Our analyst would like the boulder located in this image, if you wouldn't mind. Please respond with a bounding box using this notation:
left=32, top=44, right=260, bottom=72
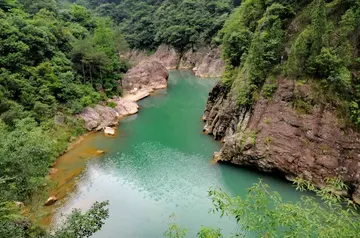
left=80, top=107, right=101, bottom=131
left=44, top=196, right=57, bottom=206
left=122, top=60, right=169, bottom=93
left=94, top=105, right=118, bottom=131
left=79, top=105, right=119, bottom=131
left=110, top=98, right=139, bottom=117
left=104, top=127, right=116, bottom=136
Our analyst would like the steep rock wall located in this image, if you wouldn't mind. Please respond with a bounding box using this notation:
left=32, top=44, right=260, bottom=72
left=124, top=45, right=224, bottom=78
left=122, top=60, right=169, bottom=92
left=204, top=79, right=360, bottom=203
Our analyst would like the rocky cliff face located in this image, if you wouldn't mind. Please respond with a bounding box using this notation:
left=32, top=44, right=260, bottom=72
left=204, top=79, right=360, bottom=203
left=180, top=47, right=224, bottom=78
left=122, top=60, right=169, bottom=92
left=124, top=44, right=224, bottom=78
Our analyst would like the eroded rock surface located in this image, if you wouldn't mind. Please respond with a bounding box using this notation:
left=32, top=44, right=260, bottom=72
left=204, top=79, right=360, bottom=201
left=110, top=97, right=139, bottom=117
left=80, top=105, right=117, bottom=131
left=151, top=45, right=179, bottom=69
left=80, top=107, right=101, bottom=131
left=80, top=99, right=139, bottom=131
left=123, top=44, right=225, bottom=78
left=122, top=60, right=169, bottom=93
left=94, top=105, right=118, bottom=131
left=180, top=47, right=224, bottom=78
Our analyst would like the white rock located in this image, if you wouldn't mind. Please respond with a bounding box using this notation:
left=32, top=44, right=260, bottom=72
left=104, top=127, right=116, bottom=136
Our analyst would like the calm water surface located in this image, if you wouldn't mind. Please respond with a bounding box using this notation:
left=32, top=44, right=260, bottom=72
left=56, top=71, right=303, bottom=237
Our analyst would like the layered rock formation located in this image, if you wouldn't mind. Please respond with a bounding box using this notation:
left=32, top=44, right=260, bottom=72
left=204, top=79, right=360, bottom=202
left=124, top=44, right=225, bottom=78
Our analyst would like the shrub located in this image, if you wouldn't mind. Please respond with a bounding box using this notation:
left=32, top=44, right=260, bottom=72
left=107, top=101, right=117, bottom=108
left=262, top=81, right=278, bottom=99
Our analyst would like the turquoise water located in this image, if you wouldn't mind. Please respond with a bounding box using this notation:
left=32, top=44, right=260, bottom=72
left=57, top=71, right=304, bottom=237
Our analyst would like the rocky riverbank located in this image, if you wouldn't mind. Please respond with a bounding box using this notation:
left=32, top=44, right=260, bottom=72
left=204, top=79, right=360, bottom=204
left=125, top=44, right=224, bottom=78
left=79, top=60, right=169, bottom=134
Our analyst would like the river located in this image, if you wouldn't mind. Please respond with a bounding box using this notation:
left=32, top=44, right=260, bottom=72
left=52, top=70, right=304, bottom=237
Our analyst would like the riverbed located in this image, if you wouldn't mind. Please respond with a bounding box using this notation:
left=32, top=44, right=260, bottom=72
left=50, top=71, right=304, bottom=237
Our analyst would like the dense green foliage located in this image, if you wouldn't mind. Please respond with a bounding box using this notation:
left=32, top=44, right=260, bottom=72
left=51, top=201, right=109, bottom=238
left=166, top=179, right=360, bottom=237
left=0, top=0, right=238, bottom=236
left=218, top=0, right=360, bottom=127
left=1, top=1, right=128, bottom=123
left=0, top=0, right=125, bottom=236
left=77, top=0, right=235, bottom=50
left=2, top=0, right=360, bottom=236
left=0, top=200, right=109, bottom=238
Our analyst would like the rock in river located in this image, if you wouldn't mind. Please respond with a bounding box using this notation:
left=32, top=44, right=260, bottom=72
left=104, top=127, right=116, bottom=136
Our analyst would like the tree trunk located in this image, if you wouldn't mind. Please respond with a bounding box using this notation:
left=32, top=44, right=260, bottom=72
left=100, top=68, right=103, bottom=88
left=82, top=61, right=86, bottom=83
left=89, top=64, right=93, bottom=87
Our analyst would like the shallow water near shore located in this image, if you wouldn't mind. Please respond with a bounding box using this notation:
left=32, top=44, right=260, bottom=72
left=51, top=71, right=305, bottom=237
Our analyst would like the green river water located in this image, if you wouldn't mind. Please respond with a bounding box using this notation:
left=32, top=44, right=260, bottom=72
left=56, top=71, right=304, bottom=237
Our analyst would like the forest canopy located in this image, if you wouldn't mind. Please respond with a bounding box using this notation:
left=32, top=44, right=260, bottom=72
left=76, top=0, right=236, bottom=50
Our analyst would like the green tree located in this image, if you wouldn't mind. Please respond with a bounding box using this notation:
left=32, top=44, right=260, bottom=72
left=165, top=180, right=360, bottom=238
left=51, top=201, right=110, bottom=238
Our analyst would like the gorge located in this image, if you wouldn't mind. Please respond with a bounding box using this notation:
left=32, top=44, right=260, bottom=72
left=1, top=0, right=360, bottom=237
left=49, top=71, right=306, bottom=237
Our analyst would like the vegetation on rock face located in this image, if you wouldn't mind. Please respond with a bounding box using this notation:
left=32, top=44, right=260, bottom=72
left=218, top=0, right=360, bottom=128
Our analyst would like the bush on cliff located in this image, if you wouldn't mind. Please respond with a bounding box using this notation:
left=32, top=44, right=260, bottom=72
left=219, top=0, right=360, bottom=128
